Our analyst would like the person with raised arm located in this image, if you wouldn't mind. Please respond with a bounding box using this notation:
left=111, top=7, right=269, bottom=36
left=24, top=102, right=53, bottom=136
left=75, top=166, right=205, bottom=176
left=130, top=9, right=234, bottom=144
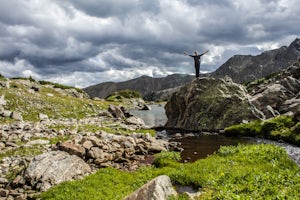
left=184, top=50, right=209, bottom=78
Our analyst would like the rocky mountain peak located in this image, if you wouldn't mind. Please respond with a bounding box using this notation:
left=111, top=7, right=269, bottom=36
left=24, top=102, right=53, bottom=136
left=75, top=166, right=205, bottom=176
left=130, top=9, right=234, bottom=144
left=211, top=38, right=300, bottom=83
left=288, top=38, right=300, bottom=51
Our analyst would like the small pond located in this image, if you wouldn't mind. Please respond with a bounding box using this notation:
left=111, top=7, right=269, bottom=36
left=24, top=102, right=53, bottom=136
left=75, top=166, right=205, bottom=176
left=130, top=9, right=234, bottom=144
left=130, top=104, right=300, bottom=165
left=130, top=104, right=168, bottom=127
left=171, top=135, right=255, bottom=162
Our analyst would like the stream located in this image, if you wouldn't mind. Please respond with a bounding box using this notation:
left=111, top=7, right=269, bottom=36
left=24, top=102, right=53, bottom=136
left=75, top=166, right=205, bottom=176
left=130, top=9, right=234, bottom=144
left=130, top=104, right=300, bottom=166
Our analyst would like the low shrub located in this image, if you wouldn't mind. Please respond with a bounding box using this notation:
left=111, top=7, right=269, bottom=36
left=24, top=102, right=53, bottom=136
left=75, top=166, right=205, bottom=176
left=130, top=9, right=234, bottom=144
left=224, top=115, right=300, bottom=146
left=152, top=151, right=181, bottom=168
left=39, top=80, right=85, bottom=94
left=106, top=90, right=141, bottom=101
left=224, top=120, right=262, bottom=137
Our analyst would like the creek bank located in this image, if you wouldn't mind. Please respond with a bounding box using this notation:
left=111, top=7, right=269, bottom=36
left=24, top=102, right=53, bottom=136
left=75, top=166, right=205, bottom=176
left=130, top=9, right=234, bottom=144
left=132, top=104, right=300, bottom=165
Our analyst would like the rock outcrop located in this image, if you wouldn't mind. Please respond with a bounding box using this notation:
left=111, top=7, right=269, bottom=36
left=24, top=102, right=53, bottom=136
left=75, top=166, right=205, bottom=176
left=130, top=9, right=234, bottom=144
left=248, top=59, right=300, bottom=119
left=165, top=77, right=260, bottom=131
left=25, top=151, right=91, bottom=191
left=165, top=59, right=300, bottom=131
left=123, top=175, right=177, bottom=200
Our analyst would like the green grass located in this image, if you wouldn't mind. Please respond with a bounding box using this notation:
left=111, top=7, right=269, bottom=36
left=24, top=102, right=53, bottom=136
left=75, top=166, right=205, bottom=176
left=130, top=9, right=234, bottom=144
left=41, top=144, right=300, bottom=200
left=39, top=80, right=85, bottom=94
left=0, top=146, right=44, bottom=162
left=0, top=79, right=117, bottom=122
left=224, top=115, right=300, bottom=146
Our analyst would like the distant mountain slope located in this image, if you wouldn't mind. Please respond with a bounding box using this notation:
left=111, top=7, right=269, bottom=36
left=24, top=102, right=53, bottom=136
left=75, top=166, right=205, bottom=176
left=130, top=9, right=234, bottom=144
left=211, top=38, right=300, bottom=83
left=84, top=74, right=194, bottom=99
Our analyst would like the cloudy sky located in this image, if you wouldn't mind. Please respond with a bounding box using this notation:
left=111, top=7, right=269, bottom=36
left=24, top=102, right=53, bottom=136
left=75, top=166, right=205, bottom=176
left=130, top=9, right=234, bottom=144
left=0, top=0, right=299, bottom=88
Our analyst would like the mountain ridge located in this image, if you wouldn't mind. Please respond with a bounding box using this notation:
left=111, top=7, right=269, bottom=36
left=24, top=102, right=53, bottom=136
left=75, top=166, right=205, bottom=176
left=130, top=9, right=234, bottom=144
left=84, top=38, right=300, bottom=100
left=84, top=73, right=194, bottom=99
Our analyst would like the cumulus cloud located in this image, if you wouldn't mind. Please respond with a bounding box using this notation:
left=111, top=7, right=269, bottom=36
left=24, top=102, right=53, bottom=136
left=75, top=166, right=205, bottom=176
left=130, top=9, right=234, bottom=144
left=0, top=0, right=299, bottom=87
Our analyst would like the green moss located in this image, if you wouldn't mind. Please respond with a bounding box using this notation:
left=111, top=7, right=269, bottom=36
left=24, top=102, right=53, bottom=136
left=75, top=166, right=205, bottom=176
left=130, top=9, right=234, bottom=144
left=42, top=144, right=300, bottom=200
left=225, top=116, right=300, bottom=146
left=152, top=151, right=181, bottom=168
left=224, top=120, right=262, bottom=137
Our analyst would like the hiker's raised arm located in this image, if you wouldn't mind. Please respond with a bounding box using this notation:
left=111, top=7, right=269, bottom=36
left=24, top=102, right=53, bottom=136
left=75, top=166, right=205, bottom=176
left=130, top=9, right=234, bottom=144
left=184, top=52, right=193, bottom=57
left=199, top=50, right=209, bottom=56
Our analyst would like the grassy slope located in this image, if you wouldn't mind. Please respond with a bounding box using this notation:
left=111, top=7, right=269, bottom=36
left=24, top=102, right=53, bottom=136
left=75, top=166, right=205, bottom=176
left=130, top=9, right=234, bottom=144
left=0, top=79, right=113, bottom=122
left=42, top=144, right=300, bottom=200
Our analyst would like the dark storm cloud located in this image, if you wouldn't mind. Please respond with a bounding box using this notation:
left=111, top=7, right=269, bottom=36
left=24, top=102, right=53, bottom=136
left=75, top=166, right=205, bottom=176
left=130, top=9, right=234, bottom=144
left=64, top=0, right=160, bottom=18
left=0, top=0, right=299, bottom=88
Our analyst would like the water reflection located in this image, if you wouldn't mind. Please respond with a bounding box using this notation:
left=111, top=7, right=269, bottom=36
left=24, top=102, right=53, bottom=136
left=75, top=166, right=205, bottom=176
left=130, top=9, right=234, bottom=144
left=130, top=104, right=167, bottom=127
left=172, top=135, right=254, bottom=162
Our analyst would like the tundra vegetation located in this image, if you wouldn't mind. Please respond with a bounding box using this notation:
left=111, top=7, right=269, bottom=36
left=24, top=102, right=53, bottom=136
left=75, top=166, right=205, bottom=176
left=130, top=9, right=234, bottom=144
left=1, top=76, right=299, bottom=199
left=224, top=115, right=300, bottom=146
left=42, top=144, right=300, bottom=200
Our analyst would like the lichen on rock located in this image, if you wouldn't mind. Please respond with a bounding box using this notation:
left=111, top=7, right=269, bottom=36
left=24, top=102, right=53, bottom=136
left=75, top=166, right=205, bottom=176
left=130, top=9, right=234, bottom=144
left=165, top=77, right=260, bottom=131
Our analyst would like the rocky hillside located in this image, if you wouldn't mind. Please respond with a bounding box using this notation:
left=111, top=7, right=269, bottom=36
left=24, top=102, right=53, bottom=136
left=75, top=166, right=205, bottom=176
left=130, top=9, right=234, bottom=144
left=165, top=59, right=300, bottom=132
left=84, top=74, right=194, bottom=100
left=247, top=58, right=300, bottom=119
left=0, top=77, right=106, bottom=122
left=211, top=38, right=300, bottom=83
left=0, top=76, right=173, bottom=199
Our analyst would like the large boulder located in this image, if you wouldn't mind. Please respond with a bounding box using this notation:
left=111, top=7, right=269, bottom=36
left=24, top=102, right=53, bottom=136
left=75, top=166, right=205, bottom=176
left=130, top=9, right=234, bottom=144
left=123, top=175, right=177, bottom=200
left=25, top=151, right=91, bottom=191
left=165, top=77, right=260, bottom=131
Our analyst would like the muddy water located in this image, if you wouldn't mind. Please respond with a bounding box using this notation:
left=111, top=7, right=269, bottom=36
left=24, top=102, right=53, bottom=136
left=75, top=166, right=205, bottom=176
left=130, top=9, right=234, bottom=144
left=171, top=135, right=255, bottom=162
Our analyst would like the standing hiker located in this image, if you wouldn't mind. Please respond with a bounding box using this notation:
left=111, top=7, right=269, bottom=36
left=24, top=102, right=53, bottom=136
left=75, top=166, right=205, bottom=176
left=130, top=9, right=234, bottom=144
left=184, top=50, right=209, bottom=78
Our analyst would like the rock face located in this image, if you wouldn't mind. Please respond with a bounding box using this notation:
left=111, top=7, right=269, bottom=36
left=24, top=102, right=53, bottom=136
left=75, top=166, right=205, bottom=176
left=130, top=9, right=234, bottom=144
left=145, top=87, right=182, bottom=102
left=25, top=151, right=91, bottom=191
left=165, top=77, right=260, bottom=131
left=123, top=175, right=177, bottom=200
